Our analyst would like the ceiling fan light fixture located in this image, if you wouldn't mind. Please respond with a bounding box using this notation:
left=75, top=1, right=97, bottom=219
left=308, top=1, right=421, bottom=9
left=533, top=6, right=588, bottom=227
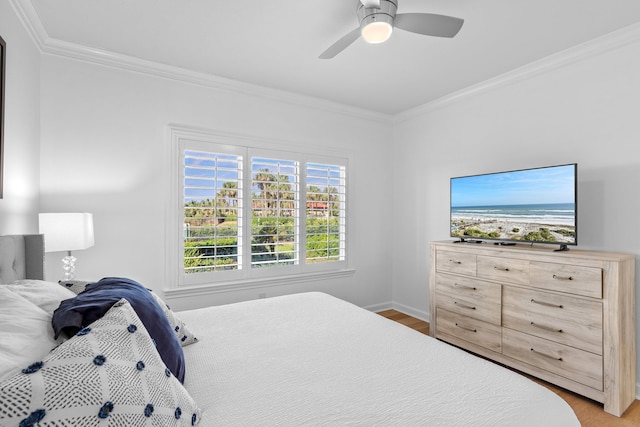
left=361, top=20, right=393, bottom=44
left=357, top=0, right=397, bottom=44
left=319, top=0, right=463, bottom=59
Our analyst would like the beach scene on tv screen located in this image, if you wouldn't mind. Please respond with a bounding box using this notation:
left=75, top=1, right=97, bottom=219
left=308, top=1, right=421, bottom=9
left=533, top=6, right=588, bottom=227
left=451, top=165, right=576, bottom=244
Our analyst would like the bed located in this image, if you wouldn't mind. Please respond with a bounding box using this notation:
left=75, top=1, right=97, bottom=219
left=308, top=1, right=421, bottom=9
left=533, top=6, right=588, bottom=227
left=0, top=234, right=581, bottom=426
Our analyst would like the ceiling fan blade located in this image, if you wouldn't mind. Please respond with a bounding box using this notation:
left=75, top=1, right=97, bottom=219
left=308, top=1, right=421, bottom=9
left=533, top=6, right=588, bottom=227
left=319, top=28, right=361, bottom=59
left=395, top=13, right=464, bottom=38
left=360, top=0, right=381, bottom=8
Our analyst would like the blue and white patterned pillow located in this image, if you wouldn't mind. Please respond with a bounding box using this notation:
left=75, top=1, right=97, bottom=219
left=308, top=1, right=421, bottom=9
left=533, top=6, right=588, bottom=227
left=0, top=299, right=201, bottom=426
left=57, top=279, right=92, bottom=295
left=148, top=290, right=198, bottom=347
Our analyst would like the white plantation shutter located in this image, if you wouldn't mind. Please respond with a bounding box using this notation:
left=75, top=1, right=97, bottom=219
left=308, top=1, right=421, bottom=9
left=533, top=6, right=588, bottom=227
left=251, top=157, right=300, bottom=268
left=183, top=150, right=243, bottom=274
left=305, top=162, right=346, bottom=263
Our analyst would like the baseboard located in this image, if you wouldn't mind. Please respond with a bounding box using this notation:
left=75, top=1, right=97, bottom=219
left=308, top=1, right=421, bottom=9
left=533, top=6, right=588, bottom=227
left=364, top=300, right=430, bottom=323
left=391, top=302, right=430, bottom=323
left=363, top=301, right=393, bottom=313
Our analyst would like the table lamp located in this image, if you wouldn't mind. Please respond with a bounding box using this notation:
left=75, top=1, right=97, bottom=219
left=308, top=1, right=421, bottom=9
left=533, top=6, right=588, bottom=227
left=39, top=212, right=95, bottom=280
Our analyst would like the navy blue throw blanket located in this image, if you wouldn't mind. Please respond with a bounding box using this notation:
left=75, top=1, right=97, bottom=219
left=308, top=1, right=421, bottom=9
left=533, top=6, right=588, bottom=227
left=52, top=277, right=185, bottom=383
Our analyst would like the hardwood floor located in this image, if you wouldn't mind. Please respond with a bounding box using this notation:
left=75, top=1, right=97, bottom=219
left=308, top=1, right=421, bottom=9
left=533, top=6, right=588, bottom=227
left=377, top=309, right=640, bottom=427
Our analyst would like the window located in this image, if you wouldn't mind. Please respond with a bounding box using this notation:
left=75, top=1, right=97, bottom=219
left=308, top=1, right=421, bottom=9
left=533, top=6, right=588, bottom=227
left=172, top=128, right=349, bottom=288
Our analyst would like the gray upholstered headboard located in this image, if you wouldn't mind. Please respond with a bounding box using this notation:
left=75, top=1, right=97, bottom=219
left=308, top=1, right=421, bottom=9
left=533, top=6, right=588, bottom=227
left=0, top=234, right=45, bottom=283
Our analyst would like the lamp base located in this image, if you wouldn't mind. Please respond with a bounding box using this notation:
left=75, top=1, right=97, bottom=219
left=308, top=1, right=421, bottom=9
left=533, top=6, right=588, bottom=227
left=62, top=253, right=77, bottom=280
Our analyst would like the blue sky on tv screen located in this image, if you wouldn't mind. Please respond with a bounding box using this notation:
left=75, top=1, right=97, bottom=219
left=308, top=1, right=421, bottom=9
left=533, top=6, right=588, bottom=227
left=451, top=165, right=575, bottom=208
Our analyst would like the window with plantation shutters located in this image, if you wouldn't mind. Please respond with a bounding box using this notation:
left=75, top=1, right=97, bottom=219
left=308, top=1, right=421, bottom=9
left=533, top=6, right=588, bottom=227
left=174, top=129, right=349, bottom=287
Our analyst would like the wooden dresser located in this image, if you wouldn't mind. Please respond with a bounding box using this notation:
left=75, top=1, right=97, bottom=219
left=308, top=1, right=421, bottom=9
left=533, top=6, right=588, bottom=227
left=429, top=240, right=636, bottom=416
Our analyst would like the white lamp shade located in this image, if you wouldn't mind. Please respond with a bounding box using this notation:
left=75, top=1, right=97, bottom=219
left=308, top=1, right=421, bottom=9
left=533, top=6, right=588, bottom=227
left=39, top=213, right=95, bottom=253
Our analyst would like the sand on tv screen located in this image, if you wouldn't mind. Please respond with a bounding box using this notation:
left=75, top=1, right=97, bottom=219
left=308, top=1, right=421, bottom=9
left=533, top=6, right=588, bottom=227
left=450, top=164, right=577, bottom=245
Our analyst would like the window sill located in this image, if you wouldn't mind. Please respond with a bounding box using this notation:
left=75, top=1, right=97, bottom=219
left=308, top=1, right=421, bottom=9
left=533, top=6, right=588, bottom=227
left=164, top=268, right=356, bottom=299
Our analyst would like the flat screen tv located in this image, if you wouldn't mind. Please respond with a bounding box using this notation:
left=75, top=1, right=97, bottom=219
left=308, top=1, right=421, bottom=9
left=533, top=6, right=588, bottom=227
left=450, top=163, right=577, bottom=250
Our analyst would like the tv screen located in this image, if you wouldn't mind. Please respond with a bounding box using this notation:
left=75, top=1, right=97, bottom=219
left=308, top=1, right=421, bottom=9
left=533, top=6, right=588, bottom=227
left=450, top=164, right=577, bottom=248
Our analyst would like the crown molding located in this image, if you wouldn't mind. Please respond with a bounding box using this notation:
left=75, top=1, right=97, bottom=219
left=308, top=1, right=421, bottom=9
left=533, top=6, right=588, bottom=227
left=9, top=0, right=47, bottom=50
left=40, top=38, right=393, bottom=124
left=394, top=21, right=640, bottom=124
left=10, top=0, right=392, bottom=125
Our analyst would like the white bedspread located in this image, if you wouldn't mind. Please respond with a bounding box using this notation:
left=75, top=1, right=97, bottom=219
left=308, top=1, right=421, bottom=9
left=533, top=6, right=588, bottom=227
left=178, top=292, right=580, bottom=426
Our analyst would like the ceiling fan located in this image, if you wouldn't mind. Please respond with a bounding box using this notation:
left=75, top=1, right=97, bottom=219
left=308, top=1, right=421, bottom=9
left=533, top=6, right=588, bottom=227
left=319, top=0, right=464, bottom=59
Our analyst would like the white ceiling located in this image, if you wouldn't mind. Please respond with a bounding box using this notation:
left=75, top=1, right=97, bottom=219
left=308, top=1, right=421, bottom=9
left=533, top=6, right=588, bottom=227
left=26, top=0, right=640, bottom=115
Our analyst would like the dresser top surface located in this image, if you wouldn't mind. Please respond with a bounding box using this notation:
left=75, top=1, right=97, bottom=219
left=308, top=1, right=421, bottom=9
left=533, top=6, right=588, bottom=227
left=431, top=240, right=635, bottom=263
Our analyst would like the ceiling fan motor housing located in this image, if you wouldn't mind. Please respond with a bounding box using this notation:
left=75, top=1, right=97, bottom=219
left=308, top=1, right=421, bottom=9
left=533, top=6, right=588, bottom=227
left=357, top=0, right=398, bottom=37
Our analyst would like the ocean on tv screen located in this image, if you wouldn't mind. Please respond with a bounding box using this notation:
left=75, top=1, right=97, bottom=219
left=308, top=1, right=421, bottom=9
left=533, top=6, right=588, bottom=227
left=450, top=202, right=576, bottom=244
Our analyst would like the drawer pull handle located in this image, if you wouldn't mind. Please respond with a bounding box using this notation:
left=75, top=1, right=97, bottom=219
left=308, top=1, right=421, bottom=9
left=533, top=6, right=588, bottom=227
left=455, top=323, right=477, bottom=333
left=553, top=274, right=573, bottom=281
left=531, top=321, right=563, bottom=333
left=454, top=301, right=476, bottom=310
left=449, top=259, right=462, bottom=264
left=454, top=283, right=477, bottom=290
left=494, top=266, right=510, bottom=271
left=530, top=299, right=564, bottom=309
left=530, top=348, right=563, bottom=362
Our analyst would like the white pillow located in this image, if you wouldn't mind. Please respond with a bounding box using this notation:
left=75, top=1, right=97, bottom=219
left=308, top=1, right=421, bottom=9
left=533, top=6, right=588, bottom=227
left=0, top=298, right=201, bottom=426
left=5, top=279, right=76, bottom=315
left=0, top=289, right=59, bottom=382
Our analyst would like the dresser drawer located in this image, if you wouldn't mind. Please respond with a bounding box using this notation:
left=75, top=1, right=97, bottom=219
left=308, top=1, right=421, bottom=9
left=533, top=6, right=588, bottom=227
left=437, top=308, right=502, bottom=352
left=477, top=255, right=529, bottom=285
left=436, top=250, right=477, bottom=276
left=435, top=273, right=501, bottom=325
left=503, top=287, right=602, bottom=354
left=530, top=261, right=602, bottom=298
left=503, top=328, right=602, bottom=391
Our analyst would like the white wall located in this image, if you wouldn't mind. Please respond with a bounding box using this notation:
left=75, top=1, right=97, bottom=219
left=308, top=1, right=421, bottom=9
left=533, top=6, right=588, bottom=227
left=38, top=54, right=394, bottom=310
left=0, top=1, right=40, bottom=234
left=392, top=30, right=640, bottom=383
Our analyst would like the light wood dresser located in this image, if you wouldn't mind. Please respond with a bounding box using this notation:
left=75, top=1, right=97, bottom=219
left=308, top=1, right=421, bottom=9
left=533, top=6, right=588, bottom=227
left=429, top=240, right=636, bottom=416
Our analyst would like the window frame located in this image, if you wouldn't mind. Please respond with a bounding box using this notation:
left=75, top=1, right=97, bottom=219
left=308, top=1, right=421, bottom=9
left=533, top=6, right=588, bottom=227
left=166, top=126, right=352, bottom=292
